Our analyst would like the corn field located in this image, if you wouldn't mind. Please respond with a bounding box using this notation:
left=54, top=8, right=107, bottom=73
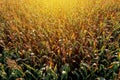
left=0, top=0, right=120, bottom=80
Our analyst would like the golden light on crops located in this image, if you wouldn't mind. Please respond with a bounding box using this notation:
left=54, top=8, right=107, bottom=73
left=42, top=0, right=77, bottom=9
left=39, top=0, right=78, bottom=14
left=3, top=0, right=104, bottom=17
